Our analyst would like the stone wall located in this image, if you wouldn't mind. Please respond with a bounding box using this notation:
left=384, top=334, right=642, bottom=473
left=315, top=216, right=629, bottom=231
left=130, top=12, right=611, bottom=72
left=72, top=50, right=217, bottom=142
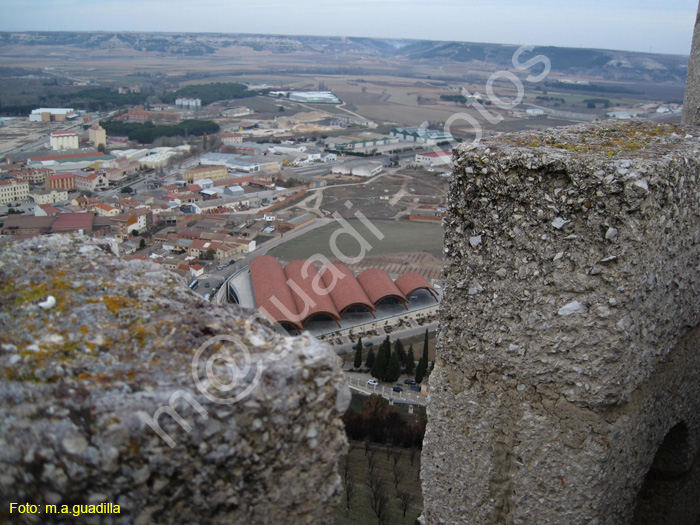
left=422, top=121, right=700, bottom=524
left=0, top=235, right=349, bottom=524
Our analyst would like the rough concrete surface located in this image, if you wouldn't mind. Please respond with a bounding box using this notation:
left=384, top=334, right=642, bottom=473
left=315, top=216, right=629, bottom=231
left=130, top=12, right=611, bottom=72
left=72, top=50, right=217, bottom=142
left=682, top=0, right=700, bottom=127
left=422, top=121, right=700, bottom=524
left=0, top=235, right=349, bottom=524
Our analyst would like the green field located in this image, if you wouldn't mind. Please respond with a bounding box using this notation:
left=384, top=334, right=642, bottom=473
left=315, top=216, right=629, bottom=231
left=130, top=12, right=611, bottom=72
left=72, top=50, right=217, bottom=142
left=267, top=220, right=444, bottom=261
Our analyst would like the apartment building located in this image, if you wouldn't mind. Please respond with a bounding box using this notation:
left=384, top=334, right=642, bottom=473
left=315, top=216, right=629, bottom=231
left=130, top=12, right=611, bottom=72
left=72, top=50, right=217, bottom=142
left=0, top=177, right=30, bottom=204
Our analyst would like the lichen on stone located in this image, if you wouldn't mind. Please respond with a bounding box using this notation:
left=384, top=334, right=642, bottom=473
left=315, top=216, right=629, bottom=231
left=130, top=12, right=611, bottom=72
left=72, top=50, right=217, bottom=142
left=0, top=235, right=349, bottom=524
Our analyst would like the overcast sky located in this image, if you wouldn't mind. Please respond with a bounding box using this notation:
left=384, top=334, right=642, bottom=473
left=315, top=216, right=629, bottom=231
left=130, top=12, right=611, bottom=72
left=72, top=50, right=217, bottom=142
left=0, top=0, right=697, bottom=55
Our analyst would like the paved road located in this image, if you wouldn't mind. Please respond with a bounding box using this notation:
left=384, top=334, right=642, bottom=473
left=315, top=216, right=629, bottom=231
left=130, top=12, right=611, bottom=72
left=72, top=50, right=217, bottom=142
left=345, top=373, right=429, bottom=406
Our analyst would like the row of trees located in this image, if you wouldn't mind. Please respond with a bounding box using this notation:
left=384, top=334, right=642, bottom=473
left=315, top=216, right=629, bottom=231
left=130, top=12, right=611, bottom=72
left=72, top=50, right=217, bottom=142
left=341, top=442, right=418, bottom=523
left=343, top=394, right=425, bottom=448
left=101, top=119, right=220, bottom=144
left=353, top=329, right=432, bottom=384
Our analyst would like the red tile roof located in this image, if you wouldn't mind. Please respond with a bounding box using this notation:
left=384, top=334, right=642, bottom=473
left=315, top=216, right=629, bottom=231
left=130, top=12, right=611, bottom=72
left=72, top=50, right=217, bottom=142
left=38, top=204, right=61, bottom=215
left=284, top=259, right=340, bottom=325
left=51, top=213, right=94, bottom=231
left=320, top=263, right=374, bottom=315
left=357, top=268, right=406, bottom=306
left=395, top=273, right=437, bottom=300
left=249, top=257, right=429, bottom=330
left=250, top=255, right=302, bottom=331
left=0, top=177, right=27, bottom=186
left=29, top=152, right=103, bottom=162
left=93, top=203, right=117, bottom=211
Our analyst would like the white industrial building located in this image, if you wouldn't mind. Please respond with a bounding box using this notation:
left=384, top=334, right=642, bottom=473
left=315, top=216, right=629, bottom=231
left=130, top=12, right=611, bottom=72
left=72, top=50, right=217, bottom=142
left=390, top=127, right=453, bottom=146
left=526, top=108, right=545, bottom=116
left=332, top=160, right=383, bottom=178
left=268, top=145, right=308, bottom=155
left=113, top=149, right=151, bottom=161
left=415, top=151, right=453, bottom=167
left=326, top=133, right=399, bottom=151
left=175, top=98, right=202, bottom=109
left=29, top=108, right=76, bottom=122
left=138, top=150, right=182, bottom=169
left=221, top=107, right=252, bottom=117
left=288, top=91, right=341, bottom=104
left=50, top=130, right=79, bottom=151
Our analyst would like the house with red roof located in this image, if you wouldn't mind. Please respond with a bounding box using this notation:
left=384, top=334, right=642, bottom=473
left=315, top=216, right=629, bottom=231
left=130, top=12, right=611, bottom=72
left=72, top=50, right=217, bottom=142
left=90, top=202, right=120, bottom=217
left=414, top=150, right=453, bottom=167
left=75, top=172, right=109, bottom=192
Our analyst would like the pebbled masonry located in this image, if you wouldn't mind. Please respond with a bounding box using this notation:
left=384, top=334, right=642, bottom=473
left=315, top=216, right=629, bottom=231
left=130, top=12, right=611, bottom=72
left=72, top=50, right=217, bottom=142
left=422, top=121, right=700, bottom=524
left=0, top=235, right=349, bottom=524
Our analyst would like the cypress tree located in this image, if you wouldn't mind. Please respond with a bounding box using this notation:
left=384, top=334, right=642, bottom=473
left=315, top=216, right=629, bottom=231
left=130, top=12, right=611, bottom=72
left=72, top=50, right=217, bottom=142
left=406, top=345, right=416, bottom=375
left=394, top=339, right=406, bottom=367
left=386, top=350, right=402, bottom=383
left=371, top=345, right=389, bottom=380
left=353, top=337, right=363, bottom=369
left=422, top=328, right=430, bottom=364
left=365, top=347, right=375, bottom=370
left=415, top=357, right=427, bottom=384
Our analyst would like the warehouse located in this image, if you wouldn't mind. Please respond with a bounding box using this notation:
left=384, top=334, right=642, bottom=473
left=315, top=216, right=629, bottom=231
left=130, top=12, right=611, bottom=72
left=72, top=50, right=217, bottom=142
left=288, top=91, right=341, bottom=104
left=29, top=108, right=77, bottom=122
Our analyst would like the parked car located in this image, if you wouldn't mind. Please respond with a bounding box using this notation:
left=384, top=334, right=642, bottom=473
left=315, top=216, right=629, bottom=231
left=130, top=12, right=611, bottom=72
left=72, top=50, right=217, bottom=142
left=217, top=266, right=224, bottom=270
left=367, top=379, right=379, bottom=386
left=403, top=379, right=417, bottom=385
left=205, top=282, right=210, bottom=288
left=392, top=386, right=403, bottom=392
left=352, top=343, right=359, bottom=350
left=364, top=341, right=374, bottom=347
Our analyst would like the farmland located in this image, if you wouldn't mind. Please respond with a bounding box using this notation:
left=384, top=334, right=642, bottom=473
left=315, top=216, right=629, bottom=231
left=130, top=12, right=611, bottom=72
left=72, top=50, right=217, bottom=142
left=267, top=219, right=444, bottom=262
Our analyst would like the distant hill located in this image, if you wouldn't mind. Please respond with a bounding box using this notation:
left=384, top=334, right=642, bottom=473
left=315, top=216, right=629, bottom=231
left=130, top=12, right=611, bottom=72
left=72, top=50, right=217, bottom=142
left=0, top=32, right=688, bottom=83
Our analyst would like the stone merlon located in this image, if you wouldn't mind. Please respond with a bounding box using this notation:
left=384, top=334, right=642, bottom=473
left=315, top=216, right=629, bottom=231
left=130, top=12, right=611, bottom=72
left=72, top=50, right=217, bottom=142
left=0, top=235, right=350, bottom=524
left=423, top=121, right=700, bottom=524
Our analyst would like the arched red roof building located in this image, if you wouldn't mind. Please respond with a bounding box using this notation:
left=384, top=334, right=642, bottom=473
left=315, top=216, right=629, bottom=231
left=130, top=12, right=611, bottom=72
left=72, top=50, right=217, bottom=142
left=249, top=257, right=437, bottom=331
left=357, top=268, right=407, bottom=307
left=395, top=272, right=438, bottom=301
left=249, top=255, right=302, bottom=331
left=283, top=259, right=341, bottom=326
left=320, top=264, right=375, bottom=316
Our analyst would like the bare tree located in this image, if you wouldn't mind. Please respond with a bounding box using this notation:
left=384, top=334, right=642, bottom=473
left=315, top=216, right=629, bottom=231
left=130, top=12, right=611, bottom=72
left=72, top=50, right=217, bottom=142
left=385, top=441, right=394, bottom=460
left=392, top=461, right=402, bottom=489
left=367, top=470, right=390, bottom=525
left=339, top=453, right=355, bottom=516
left=408, top=445, right=418, bottom=466
left=367, top=447, right=378, bottom=475
left=342, top=453, right=352, bottom=484
left=397, top=490, right=414, bottom=518
left=344, top=477, right=355, bottom=517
